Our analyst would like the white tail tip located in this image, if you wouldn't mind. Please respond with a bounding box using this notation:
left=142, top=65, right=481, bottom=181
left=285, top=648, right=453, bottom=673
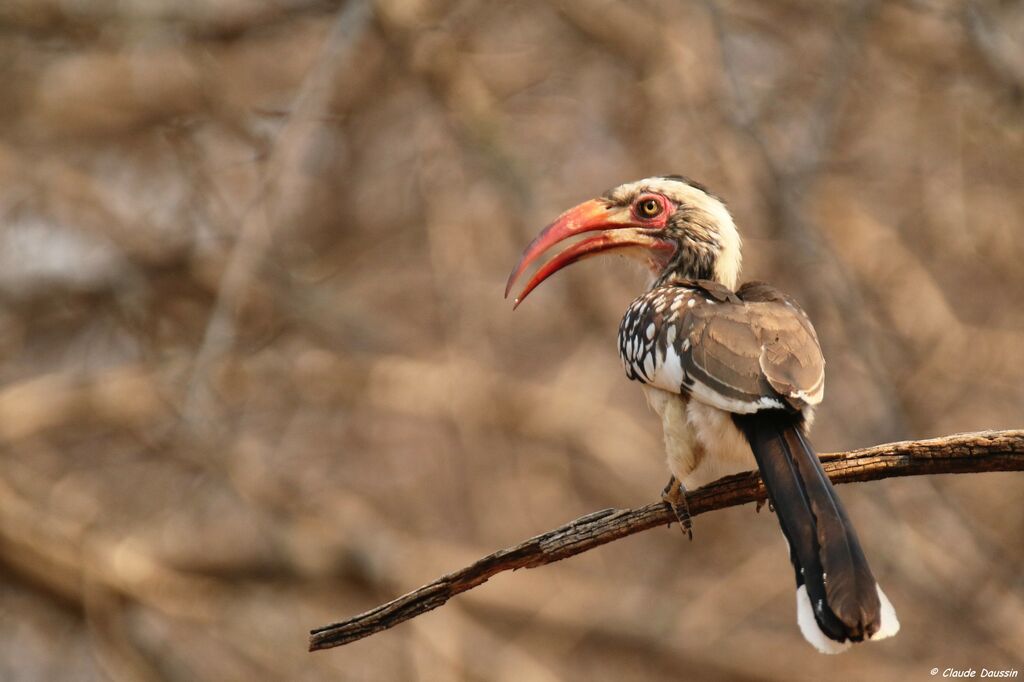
left=869, top=584, right=900, bottom=641
left=795, top=583, right=900, bottom=653
left=795, top=585, right=852, bottom=654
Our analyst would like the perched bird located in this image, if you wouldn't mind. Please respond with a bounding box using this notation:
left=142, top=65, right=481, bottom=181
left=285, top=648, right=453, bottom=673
left=505, top=176, right=899, bottom=653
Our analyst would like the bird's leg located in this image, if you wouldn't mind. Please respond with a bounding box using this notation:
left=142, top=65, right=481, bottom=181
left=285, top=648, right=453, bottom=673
left=661, top=476, right=693, bottom=540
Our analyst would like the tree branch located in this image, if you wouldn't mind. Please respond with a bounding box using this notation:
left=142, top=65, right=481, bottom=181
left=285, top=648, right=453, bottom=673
left=309, top=429, right=1024, bottom=651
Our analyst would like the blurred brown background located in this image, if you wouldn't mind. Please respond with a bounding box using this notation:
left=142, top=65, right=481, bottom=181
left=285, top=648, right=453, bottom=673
left=0, top=0, right=1022, bottom=680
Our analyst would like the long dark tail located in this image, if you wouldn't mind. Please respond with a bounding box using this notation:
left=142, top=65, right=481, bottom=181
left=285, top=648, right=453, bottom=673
left=734, top=410, right=899, bottom=653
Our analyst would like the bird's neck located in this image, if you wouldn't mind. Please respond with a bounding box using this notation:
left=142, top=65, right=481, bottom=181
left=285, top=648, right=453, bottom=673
left=650, top=199, right=743, bottom=291
left=651, top=242, right=741, bottom=291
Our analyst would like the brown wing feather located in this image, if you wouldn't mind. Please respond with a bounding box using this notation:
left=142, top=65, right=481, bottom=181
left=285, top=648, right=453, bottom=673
left=684, top=281, right=823, bottom=411
left=737, top=281, right=824, bottom=409
left=619, top=280, right=824, bottom=413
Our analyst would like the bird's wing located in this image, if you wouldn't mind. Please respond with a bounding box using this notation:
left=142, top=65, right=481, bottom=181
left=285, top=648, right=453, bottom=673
left=618, top=279, right=824, bottom=413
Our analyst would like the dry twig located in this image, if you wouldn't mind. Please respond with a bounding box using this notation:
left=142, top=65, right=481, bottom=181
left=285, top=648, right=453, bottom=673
left=309, top=429, right=1024, bottom=651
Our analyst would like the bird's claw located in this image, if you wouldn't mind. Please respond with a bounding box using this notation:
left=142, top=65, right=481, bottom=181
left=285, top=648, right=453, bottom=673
left=661, top=476, right=693, bottom=540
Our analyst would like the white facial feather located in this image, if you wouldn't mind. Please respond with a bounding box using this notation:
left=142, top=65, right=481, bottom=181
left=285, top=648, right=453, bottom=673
left=606, top=177, right=742, bottom=289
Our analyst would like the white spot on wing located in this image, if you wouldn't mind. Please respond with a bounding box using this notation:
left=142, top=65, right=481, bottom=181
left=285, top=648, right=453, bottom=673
left=643, top=353, right=655, bottom=378
left=659, top=345, right=684, bottom=388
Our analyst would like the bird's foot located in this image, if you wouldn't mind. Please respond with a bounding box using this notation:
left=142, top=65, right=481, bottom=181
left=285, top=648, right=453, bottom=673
left=661, top=476, right=693, bottom=540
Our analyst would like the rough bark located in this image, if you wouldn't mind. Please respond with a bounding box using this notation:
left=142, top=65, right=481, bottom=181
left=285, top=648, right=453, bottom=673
left=309, top=429, right=1024, bottom=651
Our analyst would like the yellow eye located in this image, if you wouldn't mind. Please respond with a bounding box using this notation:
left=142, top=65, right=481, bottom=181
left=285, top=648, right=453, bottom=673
left=637, top=198, right=662, bottom=219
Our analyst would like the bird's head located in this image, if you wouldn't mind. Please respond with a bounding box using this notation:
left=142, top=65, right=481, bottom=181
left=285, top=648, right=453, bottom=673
left=506, top=176, right=742, bottom=308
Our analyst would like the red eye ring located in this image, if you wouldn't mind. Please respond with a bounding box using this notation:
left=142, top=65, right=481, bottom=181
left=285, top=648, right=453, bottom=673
left=634, top=195, right=664, bottom=220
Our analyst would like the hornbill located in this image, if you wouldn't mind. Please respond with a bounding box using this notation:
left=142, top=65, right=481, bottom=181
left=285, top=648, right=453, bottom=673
left=505, top=176, right=899, bottom=653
